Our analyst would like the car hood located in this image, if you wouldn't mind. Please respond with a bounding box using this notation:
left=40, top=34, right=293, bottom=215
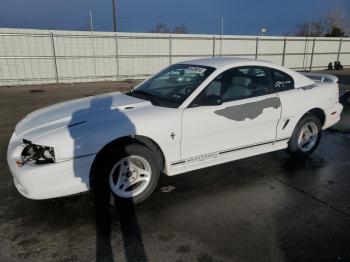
left=15, top=92, right=150, bottom=140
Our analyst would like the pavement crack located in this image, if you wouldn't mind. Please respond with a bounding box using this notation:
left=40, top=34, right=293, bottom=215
left=273, top=177, right=350, bottom=218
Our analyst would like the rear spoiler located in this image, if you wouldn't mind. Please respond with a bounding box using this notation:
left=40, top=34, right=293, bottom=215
left=299, top=72, right=338, bottom=83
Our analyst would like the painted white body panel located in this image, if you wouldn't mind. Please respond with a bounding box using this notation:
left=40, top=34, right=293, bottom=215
left=8, top=138, right=94, bottom=199
left=7, top=57, right=343, bottom=200
left=276, top=82, right=341, bottom=140
left=171, top=139, right=289, bottom=176
left=181, top=93, right=281, bottom=159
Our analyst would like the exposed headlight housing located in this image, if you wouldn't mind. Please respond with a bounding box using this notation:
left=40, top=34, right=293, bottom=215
left=20, top=139, right=55, bottom=165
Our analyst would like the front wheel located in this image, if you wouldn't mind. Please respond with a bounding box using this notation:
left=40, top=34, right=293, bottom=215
left=92, top=143, right=160, bottom=204
left=287, top=115, right=322, bottom=158
left=109, top=155, right=154, bottom=199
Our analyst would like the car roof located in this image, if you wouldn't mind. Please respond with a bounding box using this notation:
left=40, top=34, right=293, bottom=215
left=177, top=56, right=315, bottom=89
left=178, top=57, right=259, bottom=69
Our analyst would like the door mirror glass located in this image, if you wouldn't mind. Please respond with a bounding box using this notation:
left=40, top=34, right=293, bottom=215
left=200, top=95, right=222, bottom=106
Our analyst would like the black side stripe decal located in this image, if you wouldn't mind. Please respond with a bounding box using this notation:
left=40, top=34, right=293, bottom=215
left=219, top=137, right=290, bottom=155
left=171, top=160, right=186, bottom=165
left=171, top=137, right=290, bottom=166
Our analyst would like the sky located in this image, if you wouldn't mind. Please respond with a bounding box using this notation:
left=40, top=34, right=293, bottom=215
left=0, top=0, right=349, bottom=35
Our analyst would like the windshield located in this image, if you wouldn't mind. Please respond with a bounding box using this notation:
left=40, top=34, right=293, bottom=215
left=127, top=64, right=215, bottom=108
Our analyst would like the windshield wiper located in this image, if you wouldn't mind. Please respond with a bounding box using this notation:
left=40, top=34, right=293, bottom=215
left=129, top=90, right=160, bottom=105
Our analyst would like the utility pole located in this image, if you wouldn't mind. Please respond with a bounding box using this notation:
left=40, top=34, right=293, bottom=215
left=89, top=9, right=94, bottom=31
left=112, top=0, right=117, bottom=32
left=220, top=16, right=224, bottom=56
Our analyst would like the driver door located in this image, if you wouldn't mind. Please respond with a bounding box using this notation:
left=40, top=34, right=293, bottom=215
left=180, top=66, right=282, bottom=160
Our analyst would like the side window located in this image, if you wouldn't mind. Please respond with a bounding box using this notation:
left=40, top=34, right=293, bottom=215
left=190, top=66, right=272, bottom=107
left=219, top=67, right=271, bottom=102
left=272, top=70, right=294, bottom=92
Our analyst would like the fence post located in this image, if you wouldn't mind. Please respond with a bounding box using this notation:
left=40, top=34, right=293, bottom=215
left=255, top=36, right=259, bottom=59
left=212, top=36, right=216, bottom=57
left=91, top=33, right=97, bottom=78
left=220, top=35, right=223, bottom=56
left=50, top=33, right=59, bottom=83
left=115, top=33, right=119, bottom=79
left=309, top=38, right=316, bottom=71
left=282, top=37, right=287, bottom=66
left=169, top=35, right=172, bottom=65
left=337, top=38, right=343, bottom=62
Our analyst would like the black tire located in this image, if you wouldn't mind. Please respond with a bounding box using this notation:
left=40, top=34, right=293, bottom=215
left=340, top=92, right=350, bottom=106
left=287, top=114, right=322, bottom=158
left=92, top=143, right=160, bottom=204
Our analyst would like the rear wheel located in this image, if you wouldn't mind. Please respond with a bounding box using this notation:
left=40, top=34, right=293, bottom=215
left=287, top=115, right=322, bottom=158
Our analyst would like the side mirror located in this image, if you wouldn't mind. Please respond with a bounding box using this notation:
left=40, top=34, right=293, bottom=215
left=200, top=95, right=223, bottom=106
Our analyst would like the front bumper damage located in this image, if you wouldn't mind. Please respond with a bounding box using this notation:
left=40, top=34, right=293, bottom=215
left=7, top=132, right=94, bottom=200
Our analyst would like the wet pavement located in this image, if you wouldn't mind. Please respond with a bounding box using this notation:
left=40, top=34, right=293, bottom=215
left=0, top=73, right=350, bottom=262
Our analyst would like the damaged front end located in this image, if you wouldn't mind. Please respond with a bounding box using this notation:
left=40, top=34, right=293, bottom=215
left=17, top=139, right=56, bottom=166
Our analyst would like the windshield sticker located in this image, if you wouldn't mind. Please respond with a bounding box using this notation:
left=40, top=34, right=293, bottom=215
left=186, top=66, right=207, bottom=74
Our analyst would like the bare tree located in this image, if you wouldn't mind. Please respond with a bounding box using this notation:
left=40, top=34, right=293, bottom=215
left=149, top=23, right=188, bottom=34
left=324, top=8, right=348, bottom=37
left=325, top=8, right=348, bottom=34
left=325, top=27, right=346, bottom=37
left=173, top=24, right=188, bottom=34
left=295, top=20, right=325, bottom=37
left=149, top=23, right=171, bottom=33
left=295, top=8, right=349, bottom=37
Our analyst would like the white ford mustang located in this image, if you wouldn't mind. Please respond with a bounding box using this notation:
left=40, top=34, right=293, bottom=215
left=7, top=57, right=343, bottom=203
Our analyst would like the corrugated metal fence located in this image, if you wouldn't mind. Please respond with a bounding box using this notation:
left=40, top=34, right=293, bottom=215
left=0, top=28, right=349, bottom=86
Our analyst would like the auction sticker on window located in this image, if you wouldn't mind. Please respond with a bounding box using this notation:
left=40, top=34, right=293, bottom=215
left=186, top=66, right=207, bottom=74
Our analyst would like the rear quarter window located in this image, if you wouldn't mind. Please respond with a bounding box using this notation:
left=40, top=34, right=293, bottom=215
left=272, top=70, right=294, bottom=92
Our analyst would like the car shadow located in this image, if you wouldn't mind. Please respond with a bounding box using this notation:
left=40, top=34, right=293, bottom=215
left=68, top=94, right=147, bottom=262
